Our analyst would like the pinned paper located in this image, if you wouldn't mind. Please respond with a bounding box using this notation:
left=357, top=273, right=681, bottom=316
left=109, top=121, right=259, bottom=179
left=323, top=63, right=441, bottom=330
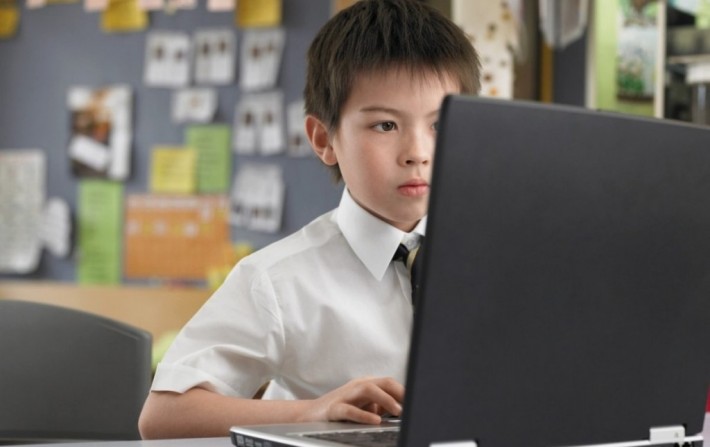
left=69, top=134, right=111, bottom=172
left=240, top=28, right=285, bottom=92
left=167, top=0, right=195, bottom=9
left=172, top=88, right=217, bottom=123
left=77, top=179, right=122, bottom=284
left=124, top=194, right=230, bottom=279
left=207, top=0, right=233, bottom=11
left=67, top=85, right=132, bottom=180
left=234, top=91, right=285, bottom=155
left=40, top=198, right=72, bottom=258
left=230, top=163, right=284, bottom=233
left=150, top=146, right=197, bottom=194
left=194, top=28, right=236, bottom=85
left=186, top=124, right=232, bottom=193
left=0, top=150, right=45, bottom=273
left=259, top=92, right=285, bottom=155
left=144, top=31, right=191, bottom=88
left=26, top=0, right=45, bottom=8
left=84, top=0, right=108, bottom=11
left=101, top=0, right=148, bottom=33
left=137, top=0, right=161, bottom=9
left=456, top=1, right=521, bottom=99
left=616, top=0, right=657, bottom=100
left=286, top=100, right=311, bottom=157
left=0, top=3, right=19, bottom=39
left=237, top=0, right=281, bottom=28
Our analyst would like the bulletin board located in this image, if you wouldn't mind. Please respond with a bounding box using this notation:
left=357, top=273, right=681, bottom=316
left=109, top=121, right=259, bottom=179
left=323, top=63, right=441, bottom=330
left=0, top=2, right=343, bottom=283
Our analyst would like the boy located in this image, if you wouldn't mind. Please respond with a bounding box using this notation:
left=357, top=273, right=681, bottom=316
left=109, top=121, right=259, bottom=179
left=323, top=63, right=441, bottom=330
left=139, top=0, right=480, bottom=439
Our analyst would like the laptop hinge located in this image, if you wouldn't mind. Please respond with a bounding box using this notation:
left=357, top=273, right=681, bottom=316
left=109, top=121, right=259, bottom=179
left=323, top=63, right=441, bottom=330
left=649, top=425, right=685, bottom=444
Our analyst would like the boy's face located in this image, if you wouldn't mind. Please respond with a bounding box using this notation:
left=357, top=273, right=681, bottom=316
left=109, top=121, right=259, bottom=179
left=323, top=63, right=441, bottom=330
left=324, top=68, right=459, bottom=232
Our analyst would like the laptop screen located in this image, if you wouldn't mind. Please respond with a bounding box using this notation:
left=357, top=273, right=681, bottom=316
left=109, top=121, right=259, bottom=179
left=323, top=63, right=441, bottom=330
left=401, top=96, right=710, bottom=447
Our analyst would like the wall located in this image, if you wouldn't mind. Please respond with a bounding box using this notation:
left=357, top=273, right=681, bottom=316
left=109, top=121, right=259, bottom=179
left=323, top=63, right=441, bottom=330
left=0, top=2, right=343, bottom=283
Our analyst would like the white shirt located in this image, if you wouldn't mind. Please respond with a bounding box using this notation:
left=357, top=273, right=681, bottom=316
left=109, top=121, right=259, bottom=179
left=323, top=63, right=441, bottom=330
left=152, top=189, right=427, bottom=400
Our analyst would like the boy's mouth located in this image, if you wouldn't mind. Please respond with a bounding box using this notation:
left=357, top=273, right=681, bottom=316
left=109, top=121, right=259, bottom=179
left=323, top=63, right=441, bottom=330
left=398, top=180, right=429, bottom=197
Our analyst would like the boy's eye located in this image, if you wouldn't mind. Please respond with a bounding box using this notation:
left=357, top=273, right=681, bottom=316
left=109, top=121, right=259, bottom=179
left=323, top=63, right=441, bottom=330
left=374, top=122, right=396, bottom=132
left=432, top=122, right=439, bottom=131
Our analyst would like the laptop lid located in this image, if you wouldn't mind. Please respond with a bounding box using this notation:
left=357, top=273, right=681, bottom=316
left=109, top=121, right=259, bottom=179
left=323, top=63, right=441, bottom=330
left=400, top=96, right=710, bottom=447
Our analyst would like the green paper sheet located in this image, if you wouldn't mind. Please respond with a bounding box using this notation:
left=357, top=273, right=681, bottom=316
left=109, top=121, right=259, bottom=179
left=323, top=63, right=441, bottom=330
left=186, top=124, right=232, bottom=193
left=77, top=180, right=123, bottom=284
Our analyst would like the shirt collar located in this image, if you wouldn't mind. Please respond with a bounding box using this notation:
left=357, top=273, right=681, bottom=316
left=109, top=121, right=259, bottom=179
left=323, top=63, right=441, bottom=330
left=335, top=188, right=427, bottom=281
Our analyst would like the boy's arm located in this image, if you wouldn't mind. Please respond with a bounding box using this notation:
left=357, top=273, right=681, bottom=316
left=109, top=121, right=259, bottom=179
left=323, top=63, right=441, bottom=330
left=138, top=376, right=405, bottom=439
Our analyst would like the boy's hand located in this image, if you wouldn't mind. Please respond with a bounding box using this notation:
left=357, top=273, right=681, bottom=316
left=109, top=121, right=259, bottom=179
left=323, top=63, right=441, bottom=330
left=303, top=377, right=404, bottom=425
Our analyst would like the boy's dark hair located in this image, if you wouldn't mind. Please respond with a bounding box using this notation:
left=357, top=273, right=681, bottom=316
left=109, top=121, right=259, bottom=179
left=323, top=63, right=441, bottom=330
left=305, top=0, right=481, bottom=182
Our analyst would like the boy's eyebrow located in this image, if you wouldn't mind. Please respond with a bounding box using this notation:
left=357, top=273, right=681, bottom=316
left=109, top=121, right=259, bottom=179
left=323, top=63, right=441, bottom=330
left=359, top=106, right=402, bottom=114
left=359, top=106, right=440, bottom=118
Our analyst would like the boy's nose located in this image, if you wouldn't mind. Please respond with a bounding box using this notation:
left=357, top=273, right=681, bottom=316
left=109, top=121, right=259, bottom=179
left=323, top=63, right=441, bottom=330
left=400, top=130, right=433, bottom=166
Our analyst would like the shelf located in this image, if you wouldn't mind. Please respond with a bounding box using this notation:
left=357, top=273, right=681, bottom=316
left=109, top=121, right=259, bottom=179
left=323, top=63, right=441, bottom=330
left=667, top=53, right=710, bottom=65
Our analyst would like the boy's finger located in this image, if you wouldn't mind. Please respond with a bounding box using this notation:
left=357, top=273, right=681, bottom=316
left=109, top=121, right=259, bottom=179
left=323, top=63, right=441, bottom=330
left=334, top=403, right=383, bottom=425
left=373, top=377, right=405, bottom=402
left=358, top=383, right=402, bottom=417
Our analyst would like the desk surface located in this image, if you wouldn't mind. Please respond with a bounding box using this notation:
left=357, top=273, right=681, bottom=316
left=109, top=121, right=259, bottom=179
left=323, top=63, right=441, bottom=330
left=8, top=414, right=710, bottom=447
left=14, top=438, right=230, bottom=447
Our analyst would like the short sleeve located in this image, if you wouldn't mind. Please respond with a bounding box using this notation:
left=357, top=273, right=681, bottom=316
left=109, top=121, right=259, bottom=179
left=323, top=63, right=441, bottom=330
left=151, top=261, right=285, bottom=398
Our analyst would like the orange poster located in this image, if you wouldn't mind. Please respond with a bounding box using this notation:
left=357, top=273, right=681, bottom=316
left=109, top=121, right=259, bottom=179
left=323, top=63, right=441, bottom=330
left=124, top=194, right=230, bottom=280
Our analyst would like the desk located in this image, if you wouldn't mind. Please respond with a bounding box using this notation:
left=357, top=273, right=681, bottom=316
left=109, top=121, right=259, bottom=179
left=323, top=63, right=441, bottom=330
left=13, top=438, right=231, bottom=447
left=5, top=417, right=710, bottom=447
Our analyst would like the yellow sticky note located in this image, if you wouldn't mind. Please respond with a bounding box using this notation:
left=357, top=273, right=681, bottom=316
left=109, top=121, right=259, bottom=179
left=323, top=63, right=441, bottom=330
left=0, top=7, right=19, bottom=39
left=101, top=0, right=147, bottom=33
left=237, top=0, right=281, bottom=28
left=150, top=146, right=197, bottom=194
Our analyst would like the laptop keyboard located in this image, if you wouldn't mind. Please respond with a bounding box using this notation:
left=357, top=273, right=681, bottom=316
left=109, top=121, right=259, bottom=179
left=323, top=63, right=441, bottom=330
left=303, top=428, right=399, bottom=447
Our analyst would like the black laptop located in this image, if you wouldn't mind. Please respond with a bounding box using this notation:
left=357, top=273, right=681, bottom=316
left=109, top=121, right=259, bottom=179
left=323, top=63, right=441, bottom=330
left=231, top=96, right=710, bottom=447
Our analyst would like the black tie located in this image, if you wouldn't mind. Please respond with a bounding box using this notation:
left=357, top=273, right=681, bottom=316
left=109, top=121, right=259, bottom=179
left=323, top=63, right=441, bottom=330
left=393, top=239, right=424, bottom=306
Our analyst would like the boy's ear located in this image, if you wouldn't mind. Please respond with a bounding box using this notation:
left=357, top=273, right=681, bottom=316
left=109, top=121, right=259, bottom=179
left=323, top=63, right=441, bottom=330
left=305, top=115, right=337, bottom=166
